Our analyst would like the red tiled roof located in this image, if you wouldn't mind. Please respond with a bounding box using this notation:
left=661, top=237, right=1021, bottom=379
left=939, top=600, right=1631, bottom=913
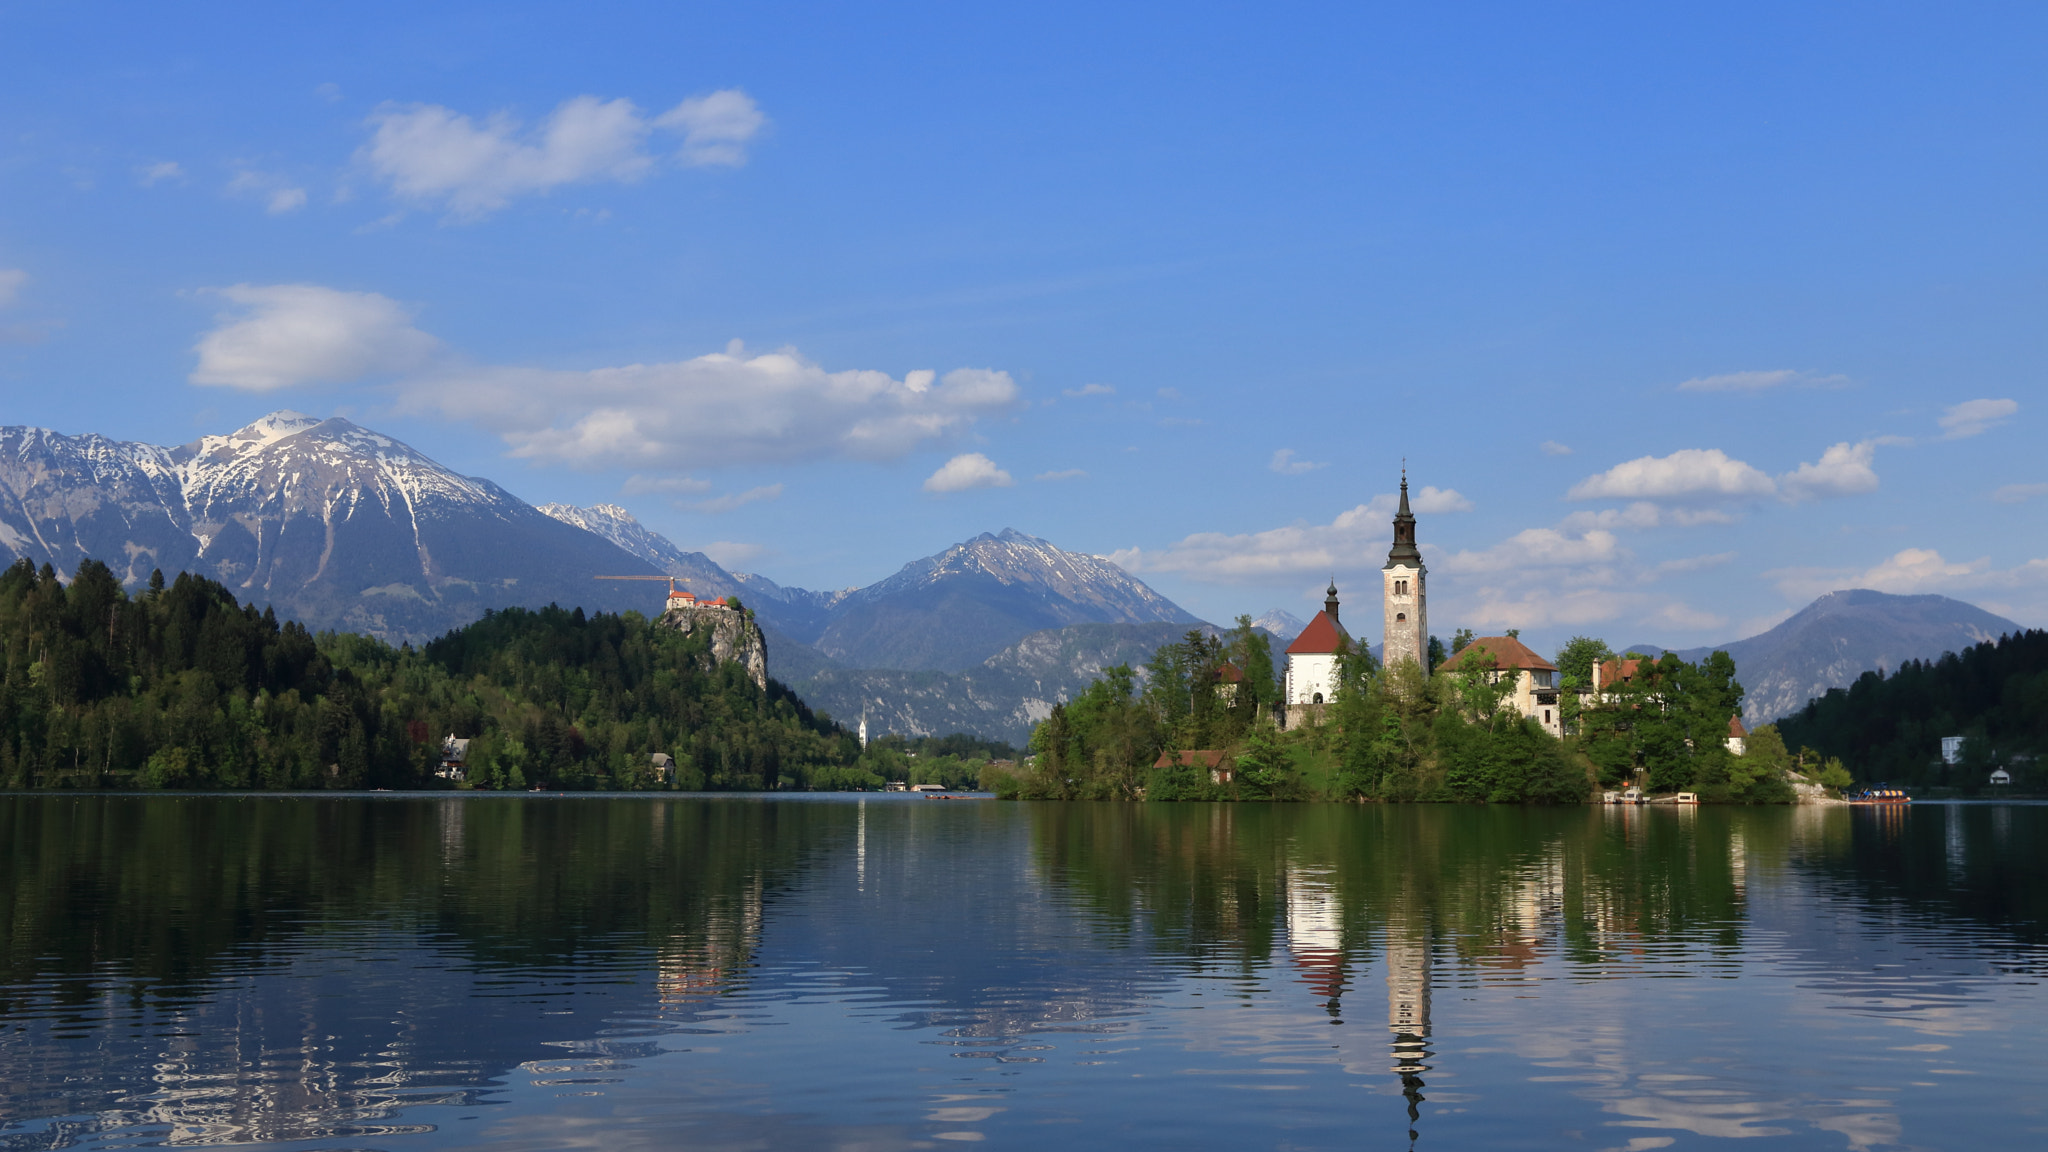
left=1285, top=610, right=1350, bottom=655
left=1728, top=715, right=1748, bottom=739
left=1437, top=635, right=1557, bottom=673
left=1214, top=662, right=1245, bottom=683
left=1597, top=657, right=1646, bottom=686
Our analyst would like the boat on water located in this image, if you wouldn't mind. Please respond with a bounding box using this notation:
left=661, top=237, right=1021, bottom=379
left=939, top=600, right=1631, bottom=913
left=1846, top=787, right=1912, bottom=804
left=1674, top=792, right=1700, bottom=805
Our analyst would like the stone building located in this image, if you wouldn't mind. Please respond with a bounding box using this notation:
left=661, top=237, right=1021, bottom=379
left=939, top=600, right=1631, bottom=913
left=1382, top=473, right=1429, bottom=675
left=1436, top=635, right=1564, bottom=736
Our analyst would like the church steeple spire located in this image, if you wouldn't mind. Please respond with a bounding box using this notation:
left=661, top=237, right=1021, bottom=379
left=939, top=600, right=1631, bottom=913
left=1325, top=579, right=1340, bottom=624
left=1381, top=465, right=1429, bottom=675
left=1386, top=469, right=1421, bottom=568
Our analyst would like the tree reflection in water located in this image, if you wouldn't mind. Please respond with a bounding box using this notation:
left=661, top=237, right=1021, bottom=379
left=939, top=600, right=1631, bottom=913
left=1, top=797, right=2044, bottom=1151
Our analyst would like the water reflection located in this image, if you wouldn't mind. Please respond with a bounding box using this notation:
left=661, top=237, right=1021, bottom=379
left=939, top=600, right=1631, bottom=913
left=0, top=797, right=2044, bottom=1151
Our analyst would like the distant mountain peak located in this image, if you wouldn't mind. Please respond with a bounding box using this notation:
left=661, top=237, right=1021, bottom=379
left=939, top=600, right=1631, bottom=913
left=1623, top=588, right=2021, bottom=722
left=1251, top=608, right=1307, bottom=642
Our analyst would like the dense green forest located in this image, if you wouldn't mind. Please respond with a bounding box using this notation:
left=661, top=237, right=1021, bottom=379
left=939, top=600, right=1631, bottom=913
left=1778, top=629, right=2048, bottom=789
left=0, top=558, right=909, bottom=790
left=1006, top=628, right=1798, bottom=803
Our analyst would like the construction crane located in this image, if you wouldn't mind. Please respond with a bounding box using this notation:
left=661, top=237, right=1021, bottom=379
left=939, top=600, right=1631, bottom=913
left=594, top=574, right=688, bottom=594
left=595, top=574, right=693, bottom=610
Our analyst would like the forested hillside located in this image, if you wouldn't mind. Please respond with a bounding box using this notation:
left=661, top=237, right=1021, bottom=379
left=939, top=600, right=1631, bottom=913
left=0, top=558, right=883, bottom=791
left=1777, top=629, right=2048, bottom=788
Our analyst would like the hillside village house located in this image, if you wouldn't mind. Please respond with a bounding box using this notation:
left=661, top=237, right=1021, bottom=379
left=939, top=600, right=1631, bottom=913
left=438, top=734, right=471, bottom=782
left=1592, top=656, right=1750, bottom=755
left=1436, top=636, right=1564, bottom=737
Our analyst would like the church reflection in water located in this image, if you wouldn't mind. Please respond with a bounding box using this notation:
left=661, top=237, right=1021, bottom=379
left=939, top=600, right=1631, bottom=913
left=1285, top=865, right=1434, bottom=1143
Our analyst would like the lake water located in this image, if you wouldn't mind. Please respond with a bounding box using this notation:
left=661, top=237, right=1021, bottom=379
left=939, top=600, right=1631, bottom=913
left=2, top=796, right=2045, bottom=1151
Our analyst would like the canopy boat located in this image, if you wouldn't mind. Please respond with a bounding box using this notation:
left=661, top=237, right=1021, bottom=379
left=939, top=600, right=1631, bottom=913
left=1846, top=787, right=1912, bottom=804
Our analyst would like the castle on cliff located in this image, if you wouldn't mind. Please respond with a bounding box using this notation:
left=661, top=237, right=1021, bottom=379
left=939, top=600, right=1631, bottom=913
left=1281, top=473, right=1429, bottom=728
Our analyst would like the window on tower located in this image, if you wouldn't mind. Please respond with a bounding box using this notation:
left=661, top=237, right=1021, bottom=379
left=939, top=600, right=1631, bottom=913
left=1396, top=612, right=1406, bottom=621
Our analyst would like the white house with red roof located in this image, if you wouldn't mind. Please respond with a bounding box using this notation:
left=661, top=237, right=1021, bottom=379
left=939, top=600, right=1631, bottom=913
left=1437, top=635, right=1564, bottom=736
left=1283, top=581, right=1351, bottom=727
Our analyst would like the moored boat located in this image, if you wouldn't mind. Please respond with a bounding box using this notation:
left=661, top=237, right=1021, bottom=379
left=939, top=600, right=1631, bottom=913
left=1846, top=787, right=1912, bottom=804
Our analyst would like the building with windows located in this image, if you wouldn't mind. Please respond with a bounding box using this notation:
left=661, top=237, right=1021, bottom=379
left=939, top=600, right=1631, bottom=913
left=1436, top=636, right=1564, bottom=736
left=1382, top=473, right=1429, bottom=674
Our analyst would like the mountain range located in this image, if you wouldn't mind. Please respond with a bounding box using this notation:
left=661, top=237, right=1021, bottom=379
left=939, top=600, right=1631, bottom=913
left=0, top=413, right=666, bottom=637
left=1619, top=589, right=2021, bottom=722
left=3, top=410, right=2025, bottom=742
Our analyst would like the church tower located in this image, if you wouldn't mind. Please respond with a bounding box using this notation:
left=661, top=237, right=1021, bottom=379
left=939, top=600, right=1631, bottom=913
left=1382, top=472, right=1429, bottom=674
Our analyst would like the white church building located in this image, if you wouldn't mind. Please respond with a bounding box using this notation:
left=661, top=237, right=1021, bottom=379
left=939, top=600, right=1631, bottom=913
left=1282, top=474, right=1432, bottom=728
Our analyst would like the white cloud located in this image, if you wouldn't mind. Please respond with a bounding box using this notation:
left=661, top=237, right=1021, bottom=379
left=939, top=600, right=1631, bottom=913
left=1115, top=488, right=1475, bottom=584
left=190, top=286, right=1020, bottom=467
left=1778, top=440, right=1880, bottom=502
left=622, top=474, right=713, bottom=495
left=923, top=453, right=1014, bottom=493
left=1114, top=500, right=1396, bottom=583
left=1062, top=383, right=1114, bottom=398
left=1035, top=468, right=1087, bottom=481
left=1464, top=587, right=1642, bottom=631
left=0, top=269, right=25, bottom=308
left=1568, top=448, right=1777, bottom=503
left=1561, top=502, right=1743, bottom=534
left=418, top=357, right=1016, bottom=470
left=138, top=161, right=184, bottom=186
left=359, top=90, right=764, bottom=219
left=1768, top=547, right=1986, bottom=599
left=1156, top=387, right=1182, bottom=400
left=226, top=170, right=308, bottom=214
left=1651, top=602, right=1729, bottom=631
left=315, top=82, right=343, bottom=104
left=1269, top=448, right=1325, bottom=475
left=701, top=540, right=765, bottom=568
left=1444, top=528, right=1624, bottom=576
left=685, top=483, right=783, bottom=514
left=1675, top=369, right=1848, bottom=392
left=1412, top=485, right=1474, bottom=513
left=190, top=284, right=440, bottom=390
left=1568, top=443, right=1885, bottom=507
left=1992, top=482, right=2048, bottom=504
left=1939, top=398, right=2018, bottom=439
left=1540, top=440, right=1572, bottom=456
left=1654, top=552, right=1737, bottom=575
left=653, top=89, right=767, bottom=167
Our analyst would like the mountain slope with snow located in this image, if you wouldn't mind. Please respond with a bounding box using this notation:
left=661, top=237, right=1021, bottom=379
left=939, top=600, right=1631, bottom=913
left=0, top=412, right=663, bottom=641
left=811, top=528, right=1202, bottom=671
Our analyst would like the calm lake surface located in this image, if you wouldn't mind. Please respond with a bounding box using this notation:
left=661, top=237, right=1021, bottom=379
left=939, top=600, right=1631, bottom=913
left=3, top=796, right=2045, bottom=1151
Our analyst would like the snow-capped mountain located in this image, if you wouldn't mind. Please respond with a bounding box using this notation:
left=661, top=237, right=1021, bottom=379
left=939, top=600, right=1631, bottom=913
left=0, top=412, right=663, bottom=640
left=534, top=503, right=856, bottom=641
left=536, top=502, right=744, bottom=596
left=811, top=528, right=1202, bottom=671
left=1251, top=608, right=1307, bottom=644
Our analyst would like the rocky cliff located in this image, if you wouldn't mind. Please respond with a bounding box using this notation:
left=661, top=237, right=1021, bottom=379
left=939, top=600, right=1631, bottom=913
left=660, top=603, right=769, bottom=691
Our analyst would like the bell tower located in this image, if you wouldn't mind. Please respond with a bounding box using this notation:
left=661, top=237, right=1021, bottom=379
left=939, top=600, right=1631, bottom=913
left=1382, top=471, right=1428, bottom=674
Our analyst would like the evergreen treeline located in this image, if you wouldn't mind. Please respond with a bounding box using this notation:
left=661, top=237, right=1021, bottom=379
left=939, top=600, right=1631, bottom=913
left=1777, top=629, right=2048, bottom=788
left=0, top=558, right=893, bottom=790
left=1008, top=629, right=1797, bottom=803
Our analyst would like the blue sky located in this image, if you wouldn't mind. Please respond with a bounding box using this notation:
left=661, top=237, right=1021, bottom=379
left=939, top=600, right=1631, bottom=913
left=2, top=1, right=2042, bottom=654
